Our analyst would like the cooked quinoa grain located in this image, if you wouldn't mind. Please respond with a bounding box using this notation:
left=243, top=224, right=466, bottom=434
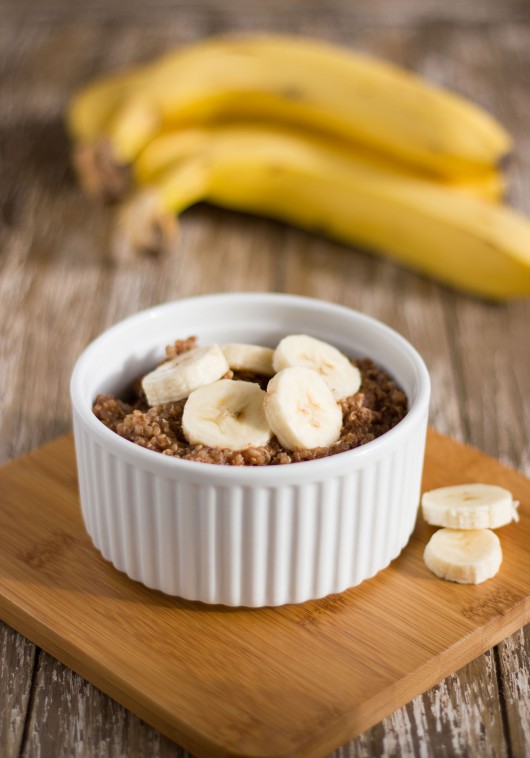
left=92, top=339, right=408, bottom=466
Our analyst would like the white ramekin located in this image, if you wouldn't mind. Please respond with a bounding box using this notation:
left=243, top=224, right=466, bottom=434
left=70, top=293, right=430, bottom=607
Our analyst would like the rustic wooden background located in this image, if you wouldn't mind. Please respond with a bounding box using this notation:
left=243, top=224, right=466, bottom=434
left=1, top=0, right=529, bottom=755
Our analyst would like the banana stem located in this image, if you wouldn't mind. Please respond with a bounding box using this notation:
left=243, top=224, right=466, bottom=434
left=116, top=157, right=209, bottom=257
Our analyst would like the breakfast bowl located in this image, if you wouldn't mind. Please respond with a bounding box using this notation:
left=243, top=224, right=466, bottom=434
left=70, top=292, right=430, bottom=607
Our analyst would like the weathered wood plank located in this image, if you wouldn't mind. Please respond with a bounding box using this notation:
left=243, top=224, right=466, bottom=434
left=334, top=650, right=507, bottom=756
left=0, top=623, right=36, bottom=758
left=20, top=653, right=190, bottom=758
left=496, top=626, right=530, bottom=757
left=3, top=0, right=530, bottom=27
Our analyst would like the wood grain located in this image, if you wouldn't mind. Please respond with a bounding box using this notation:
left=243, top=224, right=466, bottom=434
left=0, top=430, right=529, bottom=757
left=1, top=1, right=529, bottom=756
left=0, top=625, right=35, bottom=757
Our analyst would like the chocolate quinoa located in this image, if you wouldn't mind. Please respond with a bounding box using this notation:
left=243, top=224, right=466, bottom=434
left=92, top=336, right=408, bottom=466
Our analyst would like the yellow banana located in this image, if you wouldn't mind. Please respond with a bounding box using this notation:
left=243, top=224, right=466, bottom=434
left=452, top=171, right=506, bottom=202
left=69, top=35, right=511, bottom=178
left=68, top=66, right=148, bottom=198
left=136, top=127, right=505, bottom=202
left=117, top=125, right=530, bottom=299
left=68, top=65, right=146, bottom=145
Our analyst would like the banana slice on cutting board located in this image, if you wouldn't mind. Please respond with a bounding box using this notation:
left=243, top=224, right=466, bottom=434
left=264, top=366, right=342, bottom=451
left=272, top=334, right=361, bottom=400
left=423, top=528, right=502, bottom=584
left=421, top=483, right=519, bottom=529
left=182, top=379, right=271, bottom=450
left=221, top=343, right=275, bottom=376
left=142, top=344, right=229, bottom=405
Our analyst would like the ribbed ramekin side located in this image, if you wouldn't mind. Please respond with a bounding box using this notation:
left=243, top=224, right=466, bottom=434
left=291, top=483, right=319, bottom=604
left=75, top=422, right=120, bottom=562
left=367, top=444, right=413, bottom=581
left=365, top=453, right=393, bottom=580
left=240, top=481, right=342, bottom=607
left=72, top=416, right=95, bottom=539
left=329, top=418, right=427, bottom=597
left=74, top=418, right=165, bottom=592
left=335, top=472, right=360, bottom=591
left=351, top=460, right=376, bottom=584
left=149, top=474, right=174, bottom=592
left=383, top=442, right=406, bottom=565
left=264, top=485, right=295, bottom=606
left=97, top=447, right=124, bottom=565
left=315, top=478, right=341, bottom=600
left=398, top=425, right=428, bottom=549
left=240, top=485, right=270, bottom=607
left=351, top=422, right=427, bottom=587
left=72, top=408, right=428, bottom=607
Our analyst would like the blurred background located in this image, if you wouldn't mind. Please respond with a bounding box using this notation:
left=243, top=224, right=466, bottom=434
left=1, top=1, right=529, bottom=756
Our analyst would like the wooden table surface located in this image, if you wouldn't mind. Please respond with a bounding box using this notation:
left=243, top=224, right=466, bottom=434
left=1, top=1, right=529, bottom=755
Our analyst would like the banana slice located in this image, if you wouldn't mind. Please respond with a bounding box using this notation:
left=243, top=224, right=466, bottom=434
left=182, top=379, right=271, bottom=450
left=264, top=366, right=342, bottom=451
left=142, top=344, right=229, bottom=405
left=423, top=528, right=502, bottom=584
left=422, top=483, right=519, bottom=529
left=273, top=334, right=361, bottom=400
left=221, top=343, right=275, bottom=376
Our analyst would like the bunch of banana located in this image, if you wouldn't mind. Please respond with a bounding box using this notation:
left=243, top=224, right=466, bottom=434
left=67, top=34, right=530, bottom=299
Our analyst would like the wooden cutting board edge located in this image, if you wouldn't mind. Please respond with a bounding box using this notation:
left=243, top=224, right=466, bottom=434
left=0, top=592, right=217, bottom=758
left=2, top=562, right=529, bottom=758
left=310, top=600, right=530, bottom=758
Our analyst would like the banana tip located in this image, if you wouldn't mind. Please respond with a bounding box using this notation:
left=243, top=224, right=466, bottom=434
left=73, top=142, right=131, bottom=202
left=113, top=191, right=179, bottom=260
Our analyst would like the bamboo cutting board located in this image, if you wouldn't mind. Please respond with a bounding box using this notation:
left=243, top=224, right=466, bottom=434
left=1, top=430, right=529, bottom=758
